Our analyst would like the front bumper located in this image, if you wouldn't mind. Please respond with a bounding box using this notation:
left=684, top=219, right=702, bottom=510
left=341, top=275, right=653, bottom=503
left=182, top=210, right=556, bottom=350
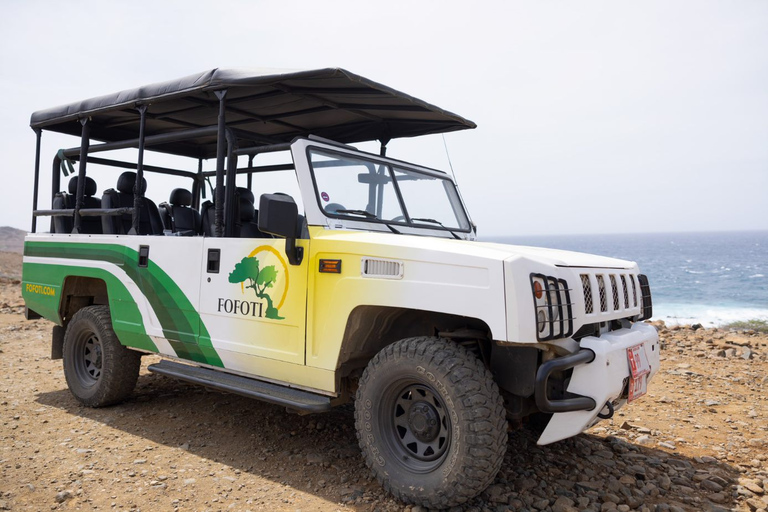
left=537, top=322, right=660, bottom=445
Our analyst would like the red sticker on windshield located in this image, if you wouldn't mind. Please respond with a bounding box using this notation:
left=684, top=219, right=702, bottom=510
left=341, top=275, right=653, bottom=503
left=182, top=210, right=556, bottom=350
left=321, top=192, right=329, bottom=202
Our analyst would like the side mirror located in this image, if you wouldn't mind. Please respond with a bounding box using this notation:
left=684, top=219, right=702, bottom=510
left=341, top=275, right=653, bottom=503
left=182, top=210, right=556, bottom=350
left=258, top=194, right=303, bottom=265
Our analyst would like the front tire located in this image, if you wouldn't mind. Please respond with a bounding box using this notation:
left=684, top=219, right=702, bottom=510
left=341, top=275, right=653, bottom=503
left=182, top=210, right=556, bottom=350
left=354, top=337, right=507, bottom=508
left=62, top=305, right=141, bottom=407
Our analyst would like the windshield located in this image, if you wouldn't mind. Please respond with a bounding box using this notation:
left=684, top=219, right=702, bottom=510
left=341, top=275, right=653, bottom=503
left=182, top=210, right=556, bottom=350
left=309, top=149, right=470, bottom=232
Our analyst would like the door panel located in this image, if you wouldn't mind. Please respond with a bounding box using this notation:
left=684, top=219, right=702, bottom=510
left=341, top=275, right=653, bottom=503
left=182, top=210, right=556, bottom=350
left=199, top=238, right=309, bottom=370
left=133, top=236, right=208, bottom=361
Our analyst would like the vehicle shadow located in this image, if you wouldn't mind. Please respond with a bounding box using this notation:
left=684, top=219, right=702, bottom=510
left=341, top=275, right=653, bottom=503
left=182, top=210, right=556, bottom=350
left=36, top=369, right=744, bottom=512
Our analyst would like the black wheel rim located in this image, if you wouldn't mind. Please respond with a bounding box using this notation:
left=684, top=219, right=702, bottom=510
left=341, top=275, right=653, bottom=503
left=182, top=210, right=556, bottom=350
left=383, top=381, right=451, bottom=472
left=73, top=331, right=103, bottom=386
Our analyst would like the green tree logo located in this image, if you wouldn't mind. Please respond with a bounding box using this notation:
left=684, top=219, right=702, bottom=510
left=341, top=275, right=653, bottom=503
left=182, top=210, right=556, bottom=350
left=228, top=256, right=283, bottom=320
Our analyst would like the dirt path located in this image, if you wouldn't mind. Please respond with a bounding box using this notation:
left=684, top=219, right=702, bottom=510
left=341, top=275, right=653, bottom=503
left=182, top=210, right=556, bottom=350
left=1, top=253, right=766, bottom=511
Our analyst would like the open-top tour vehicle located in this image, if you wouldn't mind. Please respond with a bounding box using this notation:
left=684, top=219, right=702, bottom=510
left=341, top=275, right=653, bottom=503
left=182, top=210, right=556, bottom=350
left=22, top=68, right=658, bottom=507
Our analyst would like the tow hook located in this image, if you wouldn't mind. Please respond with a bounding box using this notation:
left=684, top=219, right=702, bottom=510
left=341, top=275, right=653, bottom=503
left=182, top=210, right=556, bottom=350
left=534, top=348, right=597, bottom=413
left=597, top=401, right=614, bottom=419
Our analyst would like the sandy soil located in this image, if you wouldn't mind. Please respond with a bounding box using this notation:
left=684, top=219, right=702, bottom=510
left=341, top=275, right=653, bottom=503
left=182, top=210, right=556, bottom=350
left=1, top=251, right=766, bottom=512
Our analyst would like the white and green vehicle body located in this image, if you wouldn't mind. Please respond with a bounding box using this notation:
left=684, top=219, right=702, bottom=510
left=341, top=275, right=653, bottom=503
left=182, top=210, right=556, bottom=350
left=22, top=68, right=659, bottom=507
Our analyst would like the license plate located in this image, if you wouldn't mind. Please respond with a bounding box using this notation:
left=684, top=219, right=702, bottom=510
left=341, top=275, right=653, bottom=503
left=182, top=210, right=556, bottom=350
left=626, top=344, right=651, bottom=402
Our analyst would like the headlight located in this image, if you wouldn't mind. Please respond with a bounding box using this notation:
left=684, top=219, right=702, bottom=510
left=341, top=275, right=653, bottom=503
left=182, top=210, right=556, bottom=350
left=530, top=273, right=574, bottom=341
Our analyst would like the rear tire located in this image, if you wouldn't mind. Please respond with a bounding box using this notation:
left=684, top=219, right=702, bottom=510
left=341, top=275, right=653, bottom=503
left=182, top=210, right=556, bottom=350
left=62, top=305, right=141, bottom=407
left=354, top=337, right=507, bottom=508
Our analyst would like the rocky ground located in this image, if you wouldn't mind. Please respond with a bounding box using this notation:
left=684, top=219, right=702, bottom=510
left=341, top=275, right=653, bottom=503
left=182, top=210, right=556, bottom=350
left=0, top=249, right=767, bottom=512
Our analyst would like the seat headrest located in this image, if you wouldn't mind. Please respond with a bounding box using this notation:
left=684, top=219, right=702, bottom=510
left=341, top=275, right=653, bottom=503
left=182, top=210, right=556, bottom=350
left=239, top=196, right=255, bottom=222
left=212, top=187, right=254, bottom=204
left=169, top=188, right=192, bottom=207
left=68, top=176, right=97, bottom=196
left=236, top=187, right=255, bottom=204
left=116, top=172, right=147, bottom=194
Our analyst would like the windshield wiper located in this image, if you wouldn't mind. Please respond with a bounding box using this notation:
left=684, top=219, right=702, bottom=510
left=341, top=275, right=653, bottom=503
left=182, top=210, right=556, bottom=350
left=336, top=209, right=401, bottom=234
left=411, top=218, right=461, bottom=240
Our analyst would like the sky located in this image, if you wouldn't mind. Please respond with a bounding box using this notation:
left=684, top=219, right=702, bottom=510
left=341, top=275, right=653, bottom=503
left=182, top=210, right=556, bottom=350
left=0, top=0, right=766, bottom=237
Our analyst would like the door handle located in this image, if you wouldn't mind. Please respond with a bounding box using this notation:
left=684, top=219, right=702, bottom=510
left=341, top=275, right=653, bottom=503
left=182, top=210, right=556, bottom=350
left=207, top=249, right=220, bottom=273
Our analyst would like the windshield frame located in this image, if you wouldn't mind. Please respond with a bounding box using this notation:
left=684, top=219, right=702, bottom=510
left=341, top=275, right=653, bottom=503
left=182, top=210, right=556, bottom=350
left=305, top=145, right=472, bottom=234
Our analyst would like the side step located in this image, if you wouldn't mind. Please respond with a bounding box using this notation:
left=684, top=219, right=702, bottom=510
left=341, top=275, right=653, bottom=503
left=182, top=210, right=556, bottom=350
left=147, top=360, right=332, bottom=413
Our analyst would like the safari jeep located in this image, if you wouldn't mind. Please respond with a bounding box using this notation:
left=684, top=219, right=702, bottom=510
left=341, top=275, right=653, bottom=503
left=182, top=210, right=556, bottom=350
left=21, top=68, right=659, bottom=508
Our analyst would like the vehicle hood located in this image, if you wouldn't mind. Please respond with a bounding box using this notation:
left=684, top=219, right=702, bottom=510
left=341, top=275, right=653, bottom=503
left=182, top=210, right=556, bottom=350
left=313, top=231, right=635, bottom=269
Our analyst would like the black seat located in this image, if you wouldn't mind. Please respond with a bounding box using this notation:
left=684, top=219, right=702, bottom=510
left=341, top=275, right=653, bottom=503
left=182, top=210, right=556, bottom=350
left=159, top=188, right=201, bottom=235
left=101, top=172, right=163, bottom=235
left=52, top=176, right=102, bottom=234
left=235, top=195, right=271, bottom=238
left=201, top=187, right=258, bottom=237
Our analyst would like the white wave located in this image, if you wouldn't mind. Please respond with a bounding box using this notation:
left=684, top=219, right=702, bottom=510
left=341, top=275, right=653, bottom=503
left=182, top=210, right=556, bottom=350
left=653, top=303, right=768, bottom=327
left=749, top=274, right=765, bottom=278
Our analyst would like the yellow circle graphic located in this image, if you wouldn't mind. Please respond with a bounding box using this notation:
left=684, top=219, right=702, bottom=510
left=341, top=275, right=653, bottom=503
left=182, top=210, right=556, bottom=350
left=242, top=244, right=290, bottom=311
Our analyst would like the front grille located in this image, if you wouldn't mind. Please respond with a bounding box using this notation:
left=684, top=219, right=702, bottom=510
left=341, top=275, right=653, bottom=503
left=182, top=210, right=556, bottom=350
left=596, top=275, right=608, bottom=312
left=630, top=275, right=638, bottom=307
left=637, top=274, right=653, bottom=320
left=580, top=271, right=643, bottom=319
left=620, top=275, right=630, bottom=309
left=581, top=274, right=593, bottom=314
left=610, top=275, right=620, bottom=310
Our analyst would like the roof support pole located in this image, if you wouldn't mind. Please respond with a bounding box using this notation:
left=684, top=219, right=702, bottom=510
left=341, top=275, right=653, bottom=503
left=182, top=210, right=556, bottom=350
left=214, top=90, right=228, bottom=237
left=129, top=105, right=148, bottom=235
left=72, top=118, right=91, bottom=234
left=379, top=137, right=389, bottom=157
left=195, top=158, right=204, bottom=208
left=247, top=155, right=254, bottom=191
left=31, top=129, right=42, bottom=233
left=224, top=132, right=238, bottom=238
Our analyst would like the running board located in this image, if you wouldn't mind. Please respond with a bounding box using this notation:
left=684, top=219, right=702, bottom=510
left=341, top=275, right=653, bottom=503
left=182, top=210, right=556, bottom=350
left=147, top=360, right=332, bottom=413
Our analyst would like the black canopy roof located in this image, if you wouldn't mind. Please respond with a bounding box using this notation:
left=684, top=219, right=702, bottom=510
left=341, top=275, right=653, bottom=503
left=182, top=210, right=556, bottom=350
left=30, top=68, right=475, bottom=159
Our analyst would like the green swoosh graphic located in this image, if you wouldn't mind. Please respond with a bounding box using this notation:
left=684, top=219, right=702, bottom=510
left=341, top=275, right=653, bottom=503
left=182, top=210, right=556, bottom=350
left=24, top=241, right=223, bottom=367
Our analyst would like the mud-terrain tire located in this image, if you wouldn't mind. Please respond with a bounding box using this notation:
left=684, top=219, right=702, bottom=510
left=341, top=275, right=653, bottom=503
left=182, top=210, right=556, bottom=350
left=62, top=305, right=141, bottom=407
left=354, top=337, right=507, bottom=508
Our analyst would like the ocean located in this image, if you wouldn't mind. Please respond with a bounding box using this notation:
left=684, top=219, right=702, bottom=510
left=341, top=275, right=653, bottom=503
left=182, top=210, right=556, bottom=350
left=482, top=231, right=768, bottom=327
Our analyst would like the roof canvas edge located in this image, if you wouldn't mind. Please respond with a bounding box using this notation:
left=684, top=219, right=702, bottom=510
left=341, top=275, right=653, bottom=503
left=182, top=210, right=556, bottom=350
left=29, top=67, right=475, bottom=156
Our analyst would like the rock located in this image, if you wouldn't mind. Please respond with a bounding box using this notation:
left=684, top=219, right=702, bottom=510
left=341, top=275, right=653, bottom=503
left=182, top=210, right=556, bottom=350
left=708, top=493, right=726, bottom=503
left=692, top=323, right=703, bottom=330
left=742, top=480, right=765, bottom=494
left=183, top=478, right=196, bottom=485
left=552, top=496, right=576, bottom=512
left=0, top=500, right=9, bottom=511
left=748, top=439, right=766, bottom=447
left=658, top=441, right=676, bottom=450
left=700, top=480, right=724, bottom=493
left=55, top=490, right=72, bottom=503
left=742, top=347, right=753, bottom=359
left=306, top=453, right=325, bottom=464
left=636, top=435, right=653, bottom=446
left=704, top=399, right=720, bottom=406
left=746, top=498, right=765, bottom=511
left=533, top=498, right=550, bottom=510
left=486, top=484, right=508, bottom=503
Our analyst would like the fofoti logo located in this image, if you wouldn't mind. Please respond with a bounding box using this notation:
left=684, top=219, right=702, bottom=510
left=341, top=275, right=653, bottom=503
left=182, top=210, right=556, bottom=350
left=220, top=245, right=289, bottom=321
